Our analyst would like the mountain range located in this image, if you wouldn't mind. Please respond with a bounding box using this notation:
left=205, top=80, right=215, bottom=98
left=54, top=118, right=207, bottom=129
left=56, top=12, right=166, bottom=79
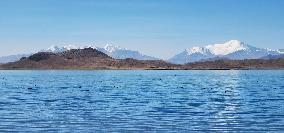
left=0, top=54, right=32, bottom=64
left=42, top=44, right=159, bottom=60
left=169, top=40, right=284, bottom=64
left=1, top=47, right=283, bottom=70
left=0, top=40, right=283, bottom=64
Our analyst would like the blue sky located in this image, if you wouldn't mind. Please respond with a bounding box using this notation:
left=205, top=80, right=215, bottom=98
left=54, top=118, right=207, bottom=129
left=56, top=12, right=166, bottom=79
left=0, top=0, right=284, bottom=59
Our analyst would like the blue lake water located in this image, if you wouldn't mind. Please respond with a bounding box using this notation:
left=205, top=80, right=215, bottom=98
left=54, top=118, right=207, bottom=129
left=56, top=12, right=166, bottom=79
left=0, top=70, right=284, bottom=132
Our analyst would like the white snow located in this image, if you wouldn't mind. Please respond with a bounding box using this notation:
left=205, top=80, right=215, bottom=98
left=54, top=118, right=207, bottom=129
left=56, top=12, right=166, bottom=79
left=186, top=47, right=208, bottom=55
left=186, top=40, right=247, bottom=56
left=1, top=40, right=283, bottom=64
left=45, top=45, right=77, bottom=53
left=42, top=44, right=157, bottom=60
left=104, top=44, right=126, bottom=53
left=205, top=40, right=247, bottom=55
left=169, top=40, right=283, bottom=64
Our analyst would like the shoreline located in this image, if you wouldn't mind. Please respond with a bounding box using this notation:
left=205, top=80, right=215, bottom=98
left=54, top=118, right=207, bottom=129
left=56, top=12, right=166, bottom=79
left=0, top=68, right=284, bottom=70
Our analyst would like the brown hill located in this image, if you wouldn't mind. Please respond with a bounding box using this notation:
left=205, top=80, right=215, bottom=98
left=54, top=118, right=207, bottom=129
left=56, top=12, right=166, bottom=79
left=0, top=48, right=179, bottom=70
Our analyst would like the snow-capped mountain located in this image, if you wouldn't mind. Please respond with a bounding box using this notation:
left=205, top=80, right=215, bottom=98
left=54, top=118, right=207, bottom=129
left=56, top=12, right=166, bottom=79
left=43, top=44, right=158, bottom=60
left=97, top=44, right=158, bottom=60
left=0, top=44, right=158, bottom=63
left=169, top=40, right=284, bottom=64
left=1, top=40, right=282, bottom=64
left=41, top=45, right=78, bottom=53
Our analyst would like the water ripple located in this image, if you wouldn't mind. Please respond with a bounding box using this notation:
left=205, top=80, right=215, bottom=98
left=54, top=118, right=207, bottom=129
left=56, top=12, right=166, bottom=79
left=0, top=70, right=284, bottom=132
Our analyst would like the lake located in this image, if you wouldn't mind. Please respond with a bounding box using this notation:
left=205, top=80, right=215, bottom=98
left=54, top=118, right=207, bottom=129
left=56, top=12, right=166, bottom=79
left=0, top=70, right=284, bottom=132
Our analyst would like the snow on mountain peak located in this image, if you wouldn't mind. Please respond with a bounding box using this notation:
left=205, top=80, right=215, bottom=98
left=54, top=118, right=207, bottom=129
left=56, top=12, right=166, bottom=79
left=277, top=49, right=284, bottom=54
left=205, top=40, right=247, bottom=55
left=46, top=45, right=77, bottom=53
left=46, top=45, right=60, bottom=51
left=40, top=44, right=158, bottom=60
left=63, top=45, right=77, bottom=50
left=185, top=40, right=248, bottom=56
left=186, top=47, right=209, bottom=55
left=104, top=44, right=126, bottom=53
left=169, top=39, right=284, bottom=64
left=45, top=44, right=128, bottom=53
left=79, top=45, right=98, bottom=49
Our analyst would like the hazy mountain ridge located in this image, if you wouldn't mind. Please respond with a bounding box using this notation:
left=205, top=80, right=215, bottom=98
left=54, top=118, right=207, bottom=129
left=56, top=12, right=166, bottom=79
left=261, top=54, right=284, bottom=60
left=0, top=54, right=32, bottom=63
